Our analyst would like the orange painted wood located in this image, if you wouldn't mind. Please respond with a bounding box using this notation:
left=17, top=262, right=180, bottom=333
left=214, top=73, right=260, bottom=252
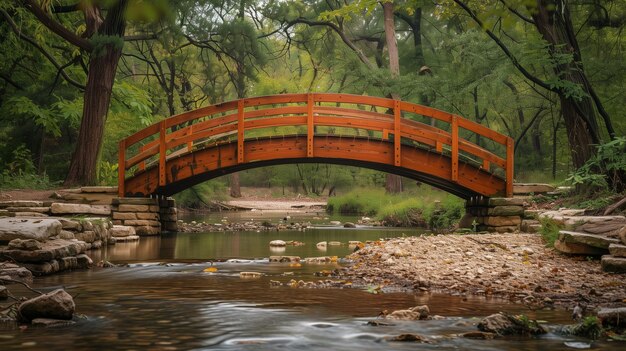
left=237, top=99, right=244, bottom=163
left=506, top=137, right=514, bottom=197
left=118, top=139, right=125, bottom=197
left=394, top=100, right=401, bottom=166
left=122, top=93, right=514, bottom=199
left=159, top=121, right=167, bottom=187
left=451, top=116, right=459, bottom=182
left=307, top=94, right=314, bottom=157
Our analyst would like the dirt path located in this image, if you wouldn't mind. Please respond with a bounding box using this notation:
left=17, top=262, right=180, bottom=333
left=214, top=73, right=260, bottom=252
left=225, top=199, right=326, bottom=210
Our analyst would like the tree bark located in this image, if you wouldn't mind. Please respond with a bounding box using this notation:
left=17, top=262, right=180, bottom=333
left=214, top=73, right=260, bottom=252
left=383, top=1, right=403, bottom=193
left=64, top=0, right=128, bottom=186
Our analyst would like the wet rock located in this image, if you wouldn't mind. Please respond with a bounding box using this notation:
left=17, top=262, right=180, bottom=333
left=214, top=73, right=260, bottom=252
left=601, top=255, right=626, bottom=273
left=329, top=221, right=341, bottom=225
left=316, top=241, right=327, bottom=248
left=8, top=239, right=43, bottom=251
left=386, top=305, right=429, bottom=320
left=0, top=285, right=7, bottom=300
left=31, top=318, right=76, bottom=328
left=0, top=263, right=33, bottom=283
left=328, top=241, right=341, bottom=246
left=0, top=218, right=61, bottom=242
left=1, top=239, right=88, bottom=263
left=269, top=240, right=286, bottom=247
left=18, top=289, right=75, bottom=322
left=58, top=230, right=75, bottom=240
left=461, top=331, right=496, bottom=339
left=366, top=320, right=395, bottom=326
left=343, top=222, right=356, bottom=228
left=74, top=231, right=96, bottom=243
left=303, top=256, right=332, bottom=264
left=134, top=225, right=161, bottom=236
left=110, top=225, right=135, bottom=238
left=597, top=307, right=626, bottom=327
left=386, top=333, right=427, bottom=342
left=239, top=272, right=263, bottom=278
left=114, top=235, right=139, bottom=242
left=477, top=313, right=546, bottom=336
left=269, top=256, right=301, bottom=263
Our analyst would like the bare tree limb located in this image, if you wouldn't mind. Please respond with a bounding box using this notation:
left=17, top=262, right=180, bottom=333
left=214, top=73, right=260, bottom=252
left=499, top=0, right=534, bottom=24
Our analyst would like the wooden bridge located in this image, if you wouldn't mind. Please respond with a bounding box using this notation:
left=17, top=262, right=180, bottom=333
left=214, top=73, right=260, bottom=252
left=118, top=93, right=513, bottom=199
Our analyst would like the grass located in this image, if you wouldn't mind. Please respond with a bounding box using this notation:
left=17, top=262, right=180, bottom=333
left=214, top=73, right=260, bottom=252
left=0, top=171, right=61, bottom=190
left=538, top=217, right=564, bottom=247
left=327, top=186, right=465, bottom=229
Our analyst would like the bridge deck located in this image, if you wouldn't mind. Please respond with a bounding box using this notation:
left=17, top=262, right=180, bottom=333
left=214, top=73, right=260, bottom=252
left=119, top=94, right=513, bottom=198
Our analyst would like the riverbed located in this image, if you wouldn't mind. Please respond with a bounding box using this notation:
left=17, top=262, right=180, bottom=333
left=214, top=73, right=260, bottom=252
left=1, top=211, right=622, bottom=350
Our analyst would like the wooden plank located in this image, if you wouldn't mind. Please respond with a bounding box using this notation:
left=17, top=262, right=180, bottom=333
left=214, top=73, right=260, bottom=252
left=314, top=106, right=393, bottom=121
left=314, top=116, right=393, bottom=131
left=138, top=145, right=146, bottom=171
left=159, top=121, right=167, bottom=187
left=237, top=99, right=245, bottom=163
left=244, top=105, right=307, bottom=119
left=187, top=125, right=194, bottom=152
left=313, top=93, right=394, bottom=109
left=118, top=139, right=125, bottom=198
left=436, top=141, right=443, bottom=153
left=126, top=144, right=158, bottom=170
left=244, top=116, right=307, bottom=130
left=451, top=116, right=458, bottom=182
left=457, top=117, right=508, bottom=145
left=307, top=94, right=314, bottom=157
left=125, top=123, right=160, bottom=148
left=506, top=137, right=514, bottom=197
left=482, top=159, right=490, bottom=171
left=394, top=100, right=401, bottom=166
left=165, top=101, right=237, bottom=128
left=244, top=94, right=308, bottom=107
left=398, top=101, right=453, bottom=124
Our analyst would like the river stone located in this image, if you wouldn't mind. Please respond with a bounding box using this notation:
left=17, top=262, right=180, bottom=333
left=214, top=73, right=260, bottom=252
left=386, top=310, right=421, bottom=320
left=114, top=235, right=140, bottom=242
left=134, top=226, right=161, bottom=236
left=50, top=203, right=111, bottom=216
left=31, top=318, right=76, bottom=327
left=8, top=239, right=43, bottom=251
left=269, top=240, right=286, bottom=247
left=316, top=241, right=327, bottom=247
left=0, top=218, right=61, bottom=242
left=462, top=331, right=496, bottom=339
left=478, top=313, right=546, bottom=335
left=554, top=239, right=608, bottom=256
left=0, top=239, right=88, bottom=263
left=74, top=231, right=96, bottom=243
left=58, top=230, right=75, bottom=240
left=18, top=289, right=75, bottom=322
left=0, top=263, right=33, bottom=283
left=597, top=307, right=626, bottom=327
left=239, top=272, right=263, bottom=278
left=5, top=207, right=50, bottom=214
left=0, top=285, right=7, bottom=300
left=269, top=256, right=300, bottom=263
left=343, top=222, right=356, bottom=228
left=110, top=225, right=136, bottom=237
left=601, top=255, right=626, bottom=273
left=513, top=183, right=555, bottom=195
left=558, top=231, right=619, bottom=249
left=609, top=243, right=626, bottom=258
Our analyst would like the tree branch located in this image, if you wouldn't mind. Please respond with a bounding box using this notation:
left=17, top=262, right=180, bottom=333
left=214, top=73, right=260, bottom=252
left=452, top=0, right=552, bottom=91
left=52, top=3, right=80, bottom=13
left=1, top=9, right=85, bottom=90
left=499, top=0, right=534, bottom=24
left=22, top=0, right=93, bottom=51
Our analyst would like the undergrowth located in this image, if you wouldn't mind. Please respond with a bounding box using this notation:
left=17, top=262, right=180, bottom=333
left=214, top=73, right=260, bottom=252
left=539, top=217, right=565, bottom=247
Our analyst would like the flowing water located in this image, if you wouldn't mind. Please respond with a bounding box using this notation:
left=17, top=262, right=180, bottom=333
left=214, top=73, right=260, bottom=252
left=1, top=211, right=622, bottom=350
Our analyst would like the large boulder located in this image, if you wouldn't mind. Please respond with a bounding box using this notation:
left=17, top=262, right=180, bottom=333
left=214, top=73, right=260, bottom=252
left=18, top=289, right=75, bottom=322
left=0, top=262, right=33, bottom=283
left=554, top=231, right=619, bottom=255
left=609, top=243, right=626, bottom=258
left=269, top=240, right=286, bottom=247
left=478, top=313, right=546, bottom=336
left=110, top=225, right=136, bottom=238
left=0, top=218, right=61, bottom=242
left=8, top=239, right=43, bottom=251
left=50, top=203, right=111, bottom=216
left=0, top=239, right=88, bottom=263
left=597, top=307, right=626, bottom=328
left=386, top=305, right=430, bottom=321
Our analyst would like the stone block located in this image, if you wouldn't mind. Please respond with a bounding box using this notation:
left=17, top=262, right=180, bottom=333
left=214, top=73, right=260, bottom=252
left=485, top=226, right=518, bottom=233
left=609, top=243, right=626, bottom=258
left=163, top=222, right=178, bottom=232
left=558, top=231, right=619, bottom=249
left=8, top=239, right=43, bottom=251
left=80, top=186, right=117, bottom=193
left=523, top=210, right=541, bottom=220
left=112, top=212, right=137, bottom=220
left=0, top=263, right=33, bottom=284
left=0, top=201, right=43, bottom=208
left=124, top=220, right=161, bottom=227
left=114, top=235, right=140, bottom=242
left=13, top=212, right=49, bottom=217
left=554, top=239, right=607, bottom=256
left=159, top=198, right=176, bottom=208
left=0, top=218, right=61, bottom=242
left=161, top=207, right=178, bottom=215
left=488, top=198, right=525, bottom=207
left=112, top=220, right=123, bottom=225
left=76, top=254, right=93, bottom=267
left=601, top=255, right=626, bottom=273
left=110, top=225, right=136, bottom=238
left=484, top=216, right=521, bottom=227
left=134, top=226, right=161, bottom=236
left=487, top=206, right=525, bottom=216
left=149, top=205, right=160, bottom=212
left=50, top=203, right=111, bottom=216
left=0, top=239, right=88, bottom=263
left=620, top=226, right=626, bottom=245
left=5, top=207, right=50, bottom=213
left=160, top=214, right=177, bottom=222
left=112, top=198, right=158, bottom=206
left=58, top=219, right=82, bottom=231
left=136, top=212, right=159, bottom=220
left=513, top=183, right=555, bottom=195
left=116, top=204, right=150, bottom=212
left=58, top=230, right=75, bottom=240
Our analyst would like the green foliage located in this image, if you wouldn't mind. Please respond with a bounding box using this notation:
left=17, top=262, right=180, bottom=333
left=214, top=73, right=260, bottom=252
left=538, top=217, right=564, bottom=247
left=566, top=137, right=626, bottom=193
left=0, top=144, right=58, bottom=189
left=571, top=316, right=603, bottom=340
left=173, top=181, right=228, bottom=209
left=97, top=161, right=118, bottom=186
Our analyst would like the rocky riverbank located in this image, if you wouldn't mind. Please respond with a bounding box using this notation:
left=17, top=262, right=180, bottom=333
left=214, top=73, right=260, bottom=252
left=339, top=233, right=626, bottom=311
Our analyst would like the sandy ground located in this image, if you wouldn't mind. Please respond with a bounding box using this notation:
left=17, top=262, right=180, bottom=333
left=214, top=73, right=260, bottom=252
left=225, top=199, right=327, bottom=210
left=341, top=233, right=626, bottom=311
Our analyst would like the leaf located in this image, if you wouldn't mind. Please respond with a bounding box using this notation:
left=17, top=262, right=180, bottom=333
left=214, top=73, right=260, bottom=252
left=203, top=267, right=218, bottom=273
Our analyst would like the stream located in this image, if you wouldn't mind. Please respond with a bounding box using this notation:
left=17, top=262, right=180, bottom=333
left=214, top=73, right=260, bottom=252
left=1, top=211, right=621, bottom=350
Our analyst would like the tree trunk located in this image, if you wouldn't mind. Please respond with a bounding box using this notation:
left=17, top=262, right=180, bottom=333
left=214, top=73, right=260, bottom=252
left=383, top=1, right=403, bottom=193
left=530, top=1, right=601, bottom=169
left=64, top=1, right=127, bottom=186
left=229, top=173, right=242, bottom=198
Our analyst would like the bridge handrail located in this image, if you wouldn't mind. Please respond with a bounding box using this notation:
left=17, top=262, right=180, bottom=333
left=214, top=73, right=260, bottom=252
left=119, top=93, right=513, bottom=197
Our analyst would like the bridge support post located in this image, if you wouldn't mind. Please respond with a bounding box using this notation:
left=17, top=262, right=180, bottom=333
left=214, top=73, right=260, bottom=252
left=111, top=197, right=178, bottom=236
left=461, top=197, right=525, bottom=233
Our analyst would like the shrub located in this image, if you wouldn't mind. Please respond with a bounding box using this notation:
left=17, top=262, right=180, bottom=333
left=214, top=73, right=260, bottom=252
left=539, top=217, right=564, bottom=247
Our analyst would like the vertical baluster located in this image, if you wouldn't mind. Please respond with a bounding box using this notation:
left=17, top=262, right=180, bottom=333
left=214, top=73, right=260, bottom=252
left=394, top=100, right=401, bottom=166
left=451, top=116, right=459, bottom=182
left=159, top=121, right=166, bottom=187
left=237, top=99, right=245, bottom=163
left=506, top=137, right=514, bottom=197
left=307, top=93, right=314, bottom=157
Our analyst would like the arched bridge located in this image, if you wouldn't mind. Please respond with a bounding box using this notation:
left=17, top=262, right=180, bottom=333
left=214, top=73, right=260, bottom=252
left=118, top=94, right=513, bottom=199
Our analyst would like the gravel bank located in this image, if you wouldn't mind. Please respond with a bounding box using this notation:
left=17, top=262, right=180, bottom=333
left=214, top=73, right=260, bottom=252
left=341, top=233, right=626, bottom=310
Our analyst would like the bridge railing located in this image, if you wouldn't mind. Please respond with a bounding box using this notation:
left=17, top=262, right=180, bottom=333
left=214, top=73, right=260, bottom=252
left=118, top=93, right=513, bottom=197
